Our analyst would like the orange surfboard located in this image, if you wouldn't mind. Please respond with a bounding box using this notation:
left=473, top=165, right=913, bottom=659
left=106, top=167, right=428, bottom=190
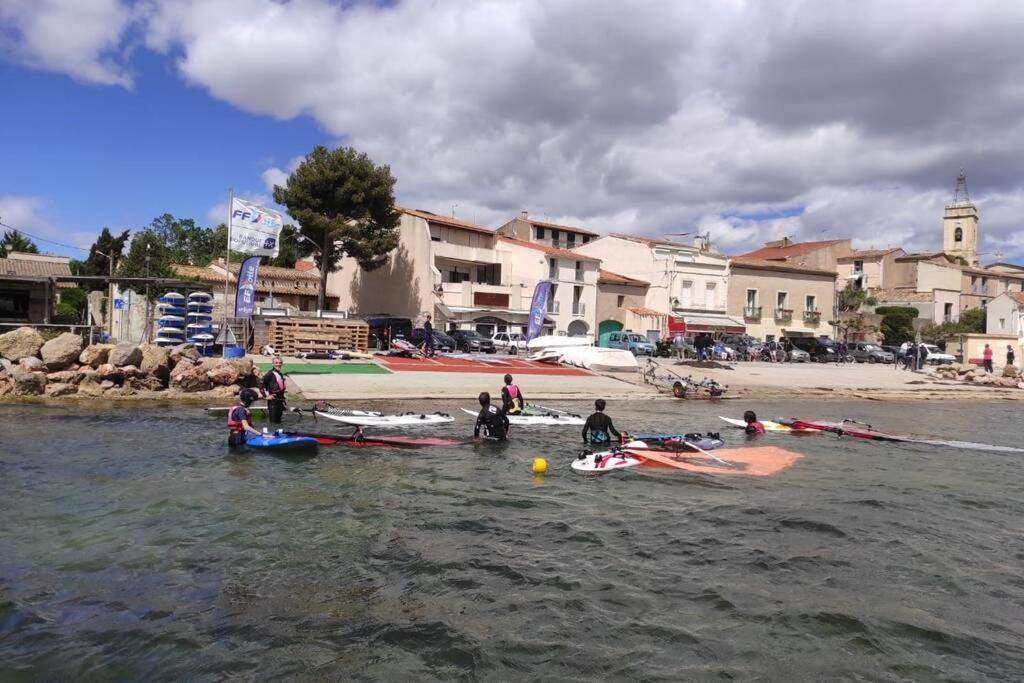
left=631, top=446, right=802, bottom=477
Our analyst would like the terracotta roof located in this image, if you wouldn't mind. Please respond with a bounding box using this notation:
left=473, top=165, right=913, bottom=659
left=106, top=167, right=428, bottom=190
left=1, top=253, right=72, bottom=278
left=402, top=207, right=496, bottom=236
left=868, top=288, right=934, bottom=303
left=294, top=260, right=316, bottom=272
left=171, top=264, right=221, bottom=283
left=736, top=239, right=847, bottom=261
left=520, top=216, right=598, bottom=237
left=598, top=269, right=649, bottom=286
left=729, top=257, right=837, bottom=277
left=837, top=248, right=903, bottom=262
left=496, top=235, right=601, bottom=262
left=223, top=261, right=320, bottom=281
left=172, top=262, right=320, bottom=285
left=895, top=252, right=952, bottom=262
left=626, top=306, right=666, bottom=317
left=1007, top=292, right=1024, bottom=305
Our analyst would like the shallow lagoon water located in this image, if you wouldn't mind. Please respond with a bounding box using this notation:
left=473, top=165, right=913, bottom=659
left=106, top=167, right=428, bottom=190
left=2, top=399, right=1024, bottom=680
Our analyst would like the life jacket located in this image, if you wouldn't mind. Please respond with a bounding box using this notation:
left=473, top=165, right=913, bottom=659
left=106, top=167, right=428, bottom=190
left=746, top=421, right=765, bottom=435
left=506, top=384, right=523, bottom=411
left=274, top=371, right=286, bottom=392
left=228, top=406, right=251, bottom=432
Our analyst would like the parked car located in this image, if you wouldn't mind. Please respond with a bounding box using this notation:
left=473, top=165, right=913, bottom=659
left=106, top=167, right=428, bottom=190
left=850, top=342, right=894, bottom=364
left=721, top=334, right=759, bottom=359
left=920, top=343, right=956, bottom=365
left=603, top=331, right=656, bottom=355
left=450, top=329, right=496, bottom=353
left=880, top=345, right=901, bottom=359
left=365, top=315, right=413, bottom=350
left=787, top=347, right=811, bottom=362
left=786, top=336, right=837, bottom=362
left=491, top=332, right=527, bottom=354
left=411, top=327, right=456, bottom=352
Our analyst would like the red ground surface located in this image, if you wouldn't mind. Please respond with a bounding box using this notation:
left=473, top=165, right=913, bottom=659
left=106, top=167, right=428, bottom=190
left=379, top=355, right=591, bottom=376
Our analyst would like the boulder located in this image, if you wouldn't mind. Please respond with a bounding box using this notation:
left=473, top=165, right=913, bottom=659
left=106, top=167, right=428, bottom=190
left=139, top=345, right=170, bottom=380
left=0, top=358, right=11, bottom=375
left=95, top=363, right=124, bottom=382
left=76, top=366, right=98, bottom=381
left=1002, top=365, right=1019, bottom=378
left=170, top=362, right=212, bottom=392
left=127, top=375, right=164, bottom=392
left=46, top=370, right=80, bottom=384
left=11, top=367, right=46, bottom=395
left=169, top=343, right=200, bottom=365
left=207, top=384, right=239, bottom=398
left=0, top=326, right=45, bottom=361
left=99, top=380, right=116, bottom=390
left=0, top=377, right=12, bottom=397
left=45, top=382, right=77, bottom=397
left=78, top=344, right=113, bottom=368
left=120, top=365, right=141, bottom=379
left=108, top=343, right=142, bottom=368
left=40, top=333, right=84, bottom=371
left=996, top=376, right=1019, bottom=388
left=19, top=357, right=44, bottom=372
left=77, top=378, right=105, bottom=396
left=206, top=362, right=239, bottom=386
left=1018, top=382, right=1024, bottom=391
left=105, top=385, right=135, bottom=397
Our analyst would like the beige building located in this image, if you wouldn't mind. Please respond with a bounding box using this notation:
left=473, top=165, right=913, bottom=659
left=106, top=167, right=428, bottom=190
left=497, top=212, right=598, bottom=250
left=593, top=269, right=658, bottom=338
left=836, top=248, right=905, bottom=291
left=173, top=260, right=326, bottom=318
left=736, top=237, right=854, bottom=272
left=727, top=258, right=837, bottom=341
left=574, top=233, right=737, bottom=338
left=985, top=291, right=1024, bottom=340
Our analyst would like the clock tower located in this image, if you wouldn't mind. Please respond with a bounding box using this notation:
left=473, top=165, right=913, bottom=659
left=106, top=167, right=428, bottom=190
left=942, top=169, right=978, bottom=266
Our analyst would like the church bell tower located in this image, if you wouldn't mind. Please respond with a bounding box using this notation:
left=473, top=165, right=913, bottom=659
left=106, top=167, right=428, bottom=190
left=942, top=169, right=978, bottom=266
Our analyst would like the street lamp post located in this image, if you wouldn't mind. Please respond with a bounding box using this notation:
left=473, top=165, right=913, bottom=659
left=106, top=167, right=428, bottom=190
left=296, top=232, right=325, bottom=314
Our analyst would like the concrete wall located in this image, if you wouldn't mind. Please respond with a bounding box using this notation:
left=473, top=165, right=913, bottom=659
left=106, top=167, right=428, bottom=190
left=727, top=266, right=836, bottom=340
left=950, top=333, right=1019, bottom=367
left=595, top=282, right=649, bottom=329
left=986, top=294, right=1023, bottom=337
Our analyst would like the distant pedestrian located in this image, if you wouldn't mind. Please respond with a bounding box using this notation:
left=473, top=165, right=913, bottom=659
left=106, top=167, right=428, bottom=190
left=903, top=344, right=915, bottom=371
left=423, top=314, right=435, bottom=357
left=917, top=344, right=927, bottom=370
left=837, top=340, right=848, bottom=364
left=673, top=332, right=686, bottom=360
left=1007, top=344, right=1015, bottom=368
left=983, top=344, right=994, bottom=373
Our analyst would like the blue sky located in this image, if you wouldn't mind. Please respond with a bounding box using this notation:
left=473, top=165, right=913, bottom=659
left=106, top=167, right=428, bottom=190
left=1, top=1, right=1022, bottom=260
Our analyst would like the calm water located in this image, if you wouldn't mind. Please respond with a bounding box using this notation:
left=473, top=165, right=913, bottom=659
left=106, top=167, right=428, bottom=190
left=2, top=399, right=1024, bottom=681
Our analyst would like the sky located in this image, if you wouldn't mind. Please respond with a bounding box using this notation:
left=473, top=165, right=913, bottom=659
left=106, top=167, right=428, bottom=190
left=2, top=0, right=1023, bottom=261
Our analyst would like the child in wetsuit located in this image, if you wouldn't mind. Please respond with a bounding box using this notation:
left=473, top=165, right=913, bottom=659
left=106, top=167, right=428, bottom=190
left=500, top=374, right=525, bottom=415
left=744, top=410, right=765, bottom=435
left=227, top=388, right=266, bottom=447
left=582, top=399, right=621, bottom=445
left=474, top=391, right=510, bottom=441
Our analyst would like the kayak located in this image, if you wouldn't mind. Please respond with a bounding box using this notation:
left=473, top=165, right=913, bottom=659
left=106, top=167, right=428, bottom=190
left=573, top=443, right=802, bottom=476
left=780, top=419, right=1024, bottom=452
left=313, top=407, right=454, bottom=427
left=244, top=432, right=318, bottom=452
left=459, top=408, right=585, bottom=426
left=283, top=430, right=468, bottom=447
left=719, top=416, right=817, bottom=433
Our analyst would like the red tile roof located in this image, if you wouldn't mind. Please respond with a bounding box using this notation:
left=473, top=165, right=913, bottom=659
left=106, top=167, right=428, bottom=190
left=736, top=239, right=847, bottom=261
left=868, top=288, right=935, bottom=303
left=837, top=248, right=903, bottom=262
left=626, top=306, right=666, bottom=317
left=598, top=269, right=649, bottom=286
left=729, top=257, right=837, bottom=277
left=401, top=207, right=496, bottom=236
left=496, top=236, right=601, bottom=262
left=1007, top=292, right=1024, bottom=305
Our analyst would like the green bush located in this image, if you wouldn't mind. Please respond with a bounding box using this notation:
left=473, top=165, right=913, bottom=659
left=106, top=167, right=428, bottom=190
left=881, top=315, right=915, bottom=345
left=874, top=306, right=919, bottom=318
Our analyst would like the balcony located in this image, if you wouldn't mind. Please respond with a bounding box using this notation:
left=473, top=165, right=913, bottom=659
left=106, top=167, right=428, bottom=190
left=572, top=302, right=586, bottom=317
left=803, top=310, right=822, bottom=324
left=575, top=269, right=584, bottom=282
left=433, top=240, right=497, bottom=264
left=743, top=306, right=762, bottom=319
left=440, top=282, right=516, bottom=309
left=774, top=308, right=793, bottom=321
left=547, top=300, right=561, bottom=314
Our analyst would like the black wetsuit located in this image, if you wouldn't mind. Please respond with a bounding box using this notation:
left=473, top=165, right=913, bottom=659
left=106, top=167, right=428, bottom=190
left=582, top=412, right=620, bottom=445
left=228, top=406, right=251, bottom=447
left=474, top=405, right=510, bottom=440
left=260, top=369, right=287, bottom=423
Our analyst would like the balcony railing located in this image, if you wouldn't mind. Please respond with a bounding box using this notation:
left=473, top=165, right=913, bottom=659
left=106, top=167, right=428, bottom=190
left=547, top=300, right=561, bottom=314
left=774, top=308, right=793, bottom=321
left=572, top=302, right=586, bottom=317
left=803, top=310, right=822, bottom=323
left=743, top=306, right=762, bottom=319
left=575, top=269, right=584, bottom=282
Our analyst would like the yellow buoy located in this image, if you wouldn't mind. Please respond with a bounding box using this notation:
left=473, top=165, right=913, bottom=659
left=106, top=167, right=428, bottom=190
left=532, top=457, right=548, bottom=474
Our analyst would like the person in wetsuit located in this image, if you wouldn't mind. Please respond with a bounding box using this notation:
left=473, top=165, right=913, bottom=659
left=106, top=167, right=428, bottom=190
left=474, top=391, right=510, bottom=441
left=743, top=409, right=765, bottom=435
left=260, top=355, right=287, bottom=423
left=500, top=374, right=525, bottom=415
left=582, top=398, right=621, bottom=445
left=228, top=388, right=266, bottom=447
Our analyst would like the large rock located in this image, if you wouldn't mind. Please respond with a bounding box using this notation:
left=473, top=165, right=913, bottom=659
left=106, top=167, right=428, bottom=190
left=170, top=363, right=213, bottom=392
left=139, top=345, right=171, bottom=380
left=206, top=362, right=238, bottom=386
left=0, top=377, right=11, bottom=397
left=46, top=370, right=80, bottom=384
left=45, top=382, right=77, bottom=397
left=78, top=344, right=113, bottom=368
left=127, top=375, right=164, bottom=392
left=11, top=367, right=46, bottom=395
left=169, top=343, right=200, bottom=366
left=108, top=343, right=142, bottom=368
left=120, top=365, right=141, bottom=379
left=77, top=378, right=105, bottom=396
left=95, top=363, right=124, bottom=382
left=0, top=358, right=11, bottom=375
left=19, top=357, right=44, bottom=372
left=1002, top=365, right=1019, bottom=378
left=0, top=326, right=45, bottom=361
left=40, top=333, right=84, bottom=371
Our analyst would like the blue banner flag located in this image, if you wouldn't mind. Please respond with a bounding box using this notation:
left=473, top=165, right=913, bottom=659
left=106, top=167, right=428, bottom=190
left=526, top=281, right=552, bottom=341
left=234, top=256, right=261, bottom=319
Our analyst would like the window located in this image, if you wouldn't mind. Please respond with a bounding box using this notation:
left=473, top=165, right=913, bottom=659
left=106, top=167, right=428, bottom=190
left=705, top=282, right=717, bottom=308
left=999, top=318, right=1006, bottom=330
left=679, top=281, right=693, bottom=307
left=805, top=295, right=816, bottom=312
left=551, top=229, right=560, bottom=247
left=575, top=261, right=584, bottom=281
left=536, top=227, right=545, bottom=240
left=582, top=235, right=591, bottom=244
left=548, top=258, right=558, bottom=279
left=617, top=295, right=625, bottom=307
left=745, top=289, right=758, bottom=307
left=776, top=291, right=788, bottom=309
left=853, top=259, right=863, bottom=273
left=567, top=233, right=576, bottom=247
left=954, top=225, right=963, bottom=242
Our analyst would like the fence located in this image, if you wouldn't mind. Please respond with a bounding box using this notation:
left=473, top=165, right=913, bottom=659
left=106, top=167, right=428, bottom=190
left=264, top=318, right=369, bottom=355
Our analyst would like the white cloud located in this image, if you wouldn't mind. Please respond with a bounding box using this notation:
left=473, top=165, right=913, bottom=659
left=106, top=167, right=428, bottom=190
left=0, top=195, right=97, bottom=253
left=0, top=0, right=135, bottom=86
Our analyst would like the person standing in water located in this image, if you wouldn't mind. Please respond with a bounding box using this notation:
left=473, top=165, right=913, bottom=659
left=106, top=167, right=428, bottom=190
left=582, top=399, right=621, bottom=446
left=500, top=374, right=525, bottom=414
left=260, top=355, right=288, bottom=423
left=474, top=392, right=510, bottom=441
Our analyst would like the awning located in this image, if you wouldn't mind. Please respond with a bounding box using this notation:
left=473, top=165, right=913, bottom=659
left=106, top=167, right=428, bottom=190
left=671, top=314, right=746, bottom=334
left=780, top=326, right=817, bottom=335
left=625, top=306, right=667, bottom=318
left=434, top=300, right=454, bottom=320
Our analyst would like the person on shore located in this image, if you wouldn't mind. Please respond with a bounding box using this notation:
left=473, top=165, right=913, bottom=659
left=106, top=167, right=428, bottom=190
left=903, top=343, right=915, bottom=371
left=917, top=344, right=928, bottom=370
left=474, top=392, right=509, bottom=441
left=782, top=337, right=793, bottom=363
left=983, top=344, right=994, bottom=373
left=673, top=332, right=686, bottom=360
left=500, top=374, right=525, bottom=414
left=582, top=398, right=622, bottom=446
left=1007, top=344, right=1016, bottom=368
left=260, top=355, right=288, bottom=423
left=423, top=314, right=435, bottom=358
left=743, top=410, right=765, bottom=435
left=837, top=340, right=848, bottom=364
left=228, top=388, right=266, bottom=447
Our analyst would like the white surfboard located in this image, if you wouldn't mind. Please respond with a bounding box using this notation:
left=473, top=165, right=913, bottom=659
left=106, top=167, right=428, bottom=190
left=314, top=409, right=455, bottom=427
left=460, top=407, right=584, bottom=426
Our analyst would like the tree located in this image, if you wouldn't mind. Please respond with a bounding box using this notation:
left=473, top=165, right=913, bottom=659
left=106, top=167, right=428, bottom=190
left=266, top=224, right=301, bottom=269
left=116, top=229, right=175, bottom=291
left=0, top=229, right=40, bottom=257
left=836, top=287, right=877, bottom=313
left=54, top=286, right=88, bottom=322
left=877, top=306, right=918, bottom=346
left=959, top=307, right=985, bottom=333
left=80, top=227, right=131, bottom=288
left=146, top=213, right=221, bottom=265
left=272, top=145, right=401, bottom=310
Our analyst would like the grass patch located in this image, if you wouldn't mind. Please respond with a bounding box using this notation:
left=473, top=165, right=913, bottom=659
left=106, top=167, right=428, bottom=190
left=256, top=362, right=391, bottom=375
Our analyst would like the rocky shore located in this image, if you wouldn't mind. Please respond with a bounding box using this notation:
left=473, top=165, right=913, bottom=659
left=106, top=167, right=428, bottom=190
left=0, top=326, right=258, bottom=401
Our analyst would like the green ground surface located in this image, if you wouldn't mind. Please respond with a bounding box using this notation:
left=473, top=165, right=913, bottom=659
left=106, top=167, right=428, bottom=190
left=255, top=362, right=391, bottom=375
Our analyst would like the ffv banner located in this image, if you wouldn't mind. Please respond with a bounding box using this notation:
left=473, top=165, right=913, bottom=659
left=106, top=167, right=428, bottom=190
left=234, top=256, right=261, bottom=319
left=526, top=281, right=552, bottom=341
left=229, top=198, right=284, bottom=257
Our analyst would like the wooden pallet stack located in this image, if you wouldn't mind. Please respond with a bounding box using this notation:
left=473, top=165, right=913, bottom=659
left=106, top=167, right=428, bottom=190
left=265, top=318, right=369, bottom=354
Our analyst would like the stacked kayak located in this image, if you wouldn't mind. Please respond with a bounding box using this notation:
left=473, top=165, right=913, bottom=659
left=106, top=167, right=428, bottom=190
left=155, top=292, right=187, bottom=346
left=187, top=292, right=214, bottom=356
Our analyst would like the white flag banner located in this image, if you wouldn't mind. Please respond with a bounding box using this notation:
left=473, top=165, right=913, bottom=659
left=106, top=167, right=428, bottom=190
left=229, top=197, right=284, bottom=257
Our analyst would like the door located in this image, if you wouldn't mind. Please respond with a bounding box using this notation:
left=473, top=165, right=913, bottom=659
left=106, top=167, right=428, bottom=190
left=598, top=319, right=623, bottom=337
